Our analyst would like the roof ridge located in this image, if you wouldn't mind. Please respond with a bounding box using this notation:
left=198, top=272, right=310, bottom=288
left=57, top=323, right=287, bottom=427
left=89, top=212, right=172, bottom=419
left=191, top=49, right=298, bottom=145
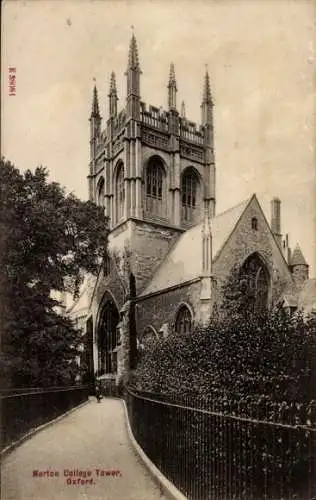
left=213, top=195, right=253, bottom=220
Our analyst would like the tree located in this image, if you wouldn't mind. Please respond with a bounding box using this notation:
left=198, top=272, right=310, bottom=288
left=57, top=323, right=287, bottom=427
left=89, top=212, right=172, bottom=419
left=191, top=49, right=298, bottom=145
left=0, top=158, right=109, bottom=388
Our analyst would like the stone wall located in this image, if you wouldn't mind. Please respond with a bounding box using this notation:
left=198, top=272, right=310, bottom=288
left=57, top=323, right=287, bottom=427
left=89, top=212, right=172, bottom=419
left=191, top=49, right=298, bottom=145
left=213, top=196, right=296, bottom=304
left=130, top=220, right=181, bottom=293
left=135, top=281, right=201, bottom=336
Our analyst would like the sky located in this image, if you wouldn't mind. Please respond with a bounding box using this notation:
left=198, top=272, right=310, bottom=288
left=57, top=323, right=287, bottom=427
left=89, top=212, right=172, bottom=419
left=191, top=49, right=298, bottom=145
left=2, top=0, right=316, bottom=276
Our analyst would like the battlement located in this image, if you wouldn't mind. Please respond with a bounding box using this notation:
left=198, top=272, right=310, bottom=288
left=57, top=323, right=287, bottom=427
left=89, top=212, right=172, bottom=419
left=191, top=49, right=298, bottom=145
left=90, top=33, right=214, bottom=168
left=139, top=102, right=205, bottom=145
left=180, top=120, right=204, bottom=145
left=97, top=99, right=205, bottom=158
left=140, top=103, right=169, bottom=132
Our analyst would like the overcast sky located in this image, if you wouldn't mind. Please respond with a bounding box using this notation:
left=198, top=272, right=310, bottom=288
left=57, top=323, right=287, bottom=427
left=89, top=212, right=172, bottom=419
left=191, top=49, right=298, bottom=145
left=2, top=0, right=316, bottom=276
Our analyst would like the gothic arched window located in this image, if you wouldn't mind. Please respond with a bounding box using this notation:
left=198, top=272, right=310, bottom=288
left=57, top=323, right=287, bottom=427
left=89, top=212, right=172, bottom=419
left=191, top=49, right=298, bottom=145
left=240, top=253, right=270, bottom=313
left=175, top=305, right=192, bottom=334
left=181, top=168, right=200, bottom=224
left=145, top=157, right=165, bottom=218
left=116, top=164, right=125, bottom=222
left=97, top=177, right=105, bottom=207
left=97, top=298, right=120, bottom=375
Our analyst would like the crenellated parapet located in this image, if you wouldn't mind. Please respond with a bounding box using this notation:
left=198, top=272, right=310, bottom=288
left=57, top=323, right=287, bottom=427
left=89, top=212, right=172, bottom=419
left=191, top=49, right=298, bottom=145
left=140, top=103, right=169, bottom=132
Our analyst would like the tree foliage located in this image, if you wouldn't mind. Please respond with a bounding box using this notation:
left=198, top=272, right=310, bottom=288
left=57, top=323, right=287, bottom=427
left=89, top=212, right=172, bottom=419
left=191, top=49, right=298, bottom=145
left=0, top=158, right=109, bottom=388
left=133, top=266, right=316, bottom=412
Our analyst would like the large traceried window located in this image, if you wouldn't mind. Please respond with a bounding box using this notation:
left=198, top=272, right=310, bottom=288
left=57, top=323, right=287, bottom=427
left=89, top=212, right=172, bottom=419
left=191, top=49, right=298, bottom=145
left=97, top=177, right=105, bottom=207
left=240, top=253, right=270, bottom=313
left=181, top=168, right=200, bottom=224
left=145, top=157, right=165, bottom=218
left=116, top=163, right=125, bottom=222
left=97, top=298, right=119, bottom=375
left=175, top=305, right=192, bottom=334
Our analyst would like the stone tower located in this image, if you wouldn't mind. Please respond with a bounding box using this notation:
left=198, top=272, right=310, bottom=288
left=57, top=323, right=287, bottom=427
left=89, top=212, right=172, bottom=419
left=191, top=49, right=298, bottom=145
left=289, top=244, right=309, bottom=289
left=87, top=33, right=216, bottom=295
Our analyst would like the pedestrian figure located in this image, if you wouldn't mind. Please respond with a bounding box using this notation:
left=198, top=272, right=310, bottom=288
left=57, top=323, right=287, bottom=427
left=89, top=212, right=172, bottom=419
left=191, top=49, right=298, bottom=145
left=95, top=380, right=102, bottom=403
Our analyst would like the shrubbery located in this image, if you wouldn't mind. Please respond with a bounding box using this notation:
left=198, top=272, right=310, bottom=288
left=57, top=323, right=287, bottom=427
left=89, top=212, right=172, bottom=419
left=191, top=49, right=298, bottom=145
left=132, top=267, right=316, bottom=414
left=130, top=268, right=315, bottom=498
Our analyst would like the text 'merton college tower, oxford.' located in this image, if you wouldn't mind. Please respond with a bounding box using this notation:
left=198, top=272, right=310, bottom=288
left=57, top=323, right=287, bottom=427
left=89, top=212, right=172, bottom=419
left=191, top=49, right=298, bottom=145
left=67, top=33, right=315, bottom=385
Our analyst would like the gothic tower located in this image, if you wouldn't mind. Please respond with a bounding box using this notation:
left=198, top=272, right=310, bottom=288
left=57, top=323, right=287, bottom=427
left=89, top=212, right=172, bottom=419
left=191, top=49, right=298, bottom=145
left=87, top=34, right=216, bottom=295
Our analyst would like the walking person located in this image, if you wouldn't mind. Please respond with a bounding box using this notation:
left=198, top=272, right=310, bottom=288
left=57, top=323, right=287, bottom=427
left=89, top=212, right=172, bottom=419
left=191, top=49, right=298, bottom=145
left=95, top=379, right=102, bottom=403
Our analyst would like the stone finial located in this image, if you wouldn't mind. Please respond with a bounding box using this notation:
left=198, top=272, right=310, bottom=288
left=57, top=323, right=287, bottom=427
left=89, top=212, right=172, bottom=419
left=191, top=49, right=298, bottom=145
left=201, top=67, right=213, bottom=126
left=127, top=32, right=141, bottom=71
left=109, top=71, right=117, bottom=95
left=168, top=62, right=177, bottom=110
left=202, top=67, right=212, bottom=105
left=181, top=100, right=186, bottom=118
left=91, top=84, right=100, bottom=117
left=108, top=72, right=118, bottom=117
left=168, top=62, right=177, bottom=90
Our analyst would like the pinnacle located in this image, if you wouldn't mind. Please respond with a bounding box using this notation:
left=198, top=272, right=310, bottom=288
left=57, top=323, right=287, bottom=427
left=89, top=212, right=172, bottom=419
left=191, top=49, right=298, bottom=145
left=91, top=84, right=100, bottom=117
left=109, top=71, right=117, bottom=95
left=128, top=33, right=140, bottom=71
left=168, top=62, right=177, bottom=89
left=181, top=100, right=186, bottom=118
left=202, top=68, right=212, bottom=104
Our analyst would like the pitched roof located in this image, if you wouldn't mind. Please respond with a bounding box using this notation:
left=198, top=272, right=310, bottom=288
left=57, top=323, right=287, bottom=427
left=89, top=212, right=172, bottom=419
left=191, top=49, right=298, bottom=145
left=211, top=197, right=251, bottom=260
left=66, top=284, right=89, bottom=317
left=289, top=244, right=308, bottom=267
left=140, top=197, right=252, bottom=296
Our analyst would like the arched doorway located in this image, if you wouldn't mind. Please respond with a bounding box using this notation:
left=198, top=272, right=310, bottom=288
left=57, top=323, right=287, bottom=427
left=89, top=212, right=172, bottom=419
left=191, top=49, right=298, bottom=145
left=240, top=253, right=270, bottom=312
left=97, top=298, right=119, bottom=375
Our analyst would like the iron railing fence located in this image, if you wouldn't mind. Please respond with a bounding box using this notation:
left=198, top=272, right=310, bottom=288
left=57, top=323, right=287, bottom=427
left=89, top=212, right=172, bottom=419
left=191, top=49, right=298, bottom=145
left=1, top=385, right=89, bottom=451
left=125, top=387, right=316, bottom=500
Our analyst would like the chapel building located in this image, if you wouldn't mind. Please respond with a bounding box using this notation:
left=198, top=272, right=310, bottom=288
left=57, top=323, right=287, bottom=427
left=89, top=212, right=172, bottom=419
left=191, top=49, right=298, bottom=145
left=68, top=34, right=315, bottom=384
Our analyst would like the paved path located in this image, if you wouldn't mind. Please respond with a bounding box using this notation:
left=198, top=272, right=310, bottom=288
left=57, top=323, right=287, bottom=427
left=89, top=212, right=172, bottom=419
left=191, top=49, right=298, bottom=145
left=1, top=398, right=166, bottom=500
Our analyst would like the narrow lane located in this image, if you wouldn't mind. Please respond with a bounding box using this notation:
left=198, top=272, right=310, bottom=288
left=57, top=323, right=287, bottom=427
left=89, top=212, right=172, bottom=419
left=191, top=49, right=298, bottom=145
left=1, top=398, right=166, bottom=500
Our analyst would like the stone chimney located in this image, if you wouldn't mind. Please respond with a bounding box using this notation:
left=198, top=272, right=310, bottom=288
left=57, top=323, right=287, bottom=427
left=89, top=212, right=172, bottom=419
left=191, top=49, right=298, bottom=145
left=271, top=197, right=282, bottom=248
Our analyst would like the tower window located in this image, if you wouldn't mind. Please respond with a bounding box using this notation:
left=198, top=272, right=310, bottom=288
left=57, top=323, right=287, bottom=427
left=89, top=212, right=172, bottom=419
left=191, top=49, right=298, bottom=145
left=116, top=164, right=125, bottom=222
left=181, top=168, right=199, bottom=224
left=145, top=157, right=165, bottom=218
left=175, top=305, right=192, bottom=334
left=97, top=177, right=105, bottom=207
left=251, top=217, right=258, bottom=231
